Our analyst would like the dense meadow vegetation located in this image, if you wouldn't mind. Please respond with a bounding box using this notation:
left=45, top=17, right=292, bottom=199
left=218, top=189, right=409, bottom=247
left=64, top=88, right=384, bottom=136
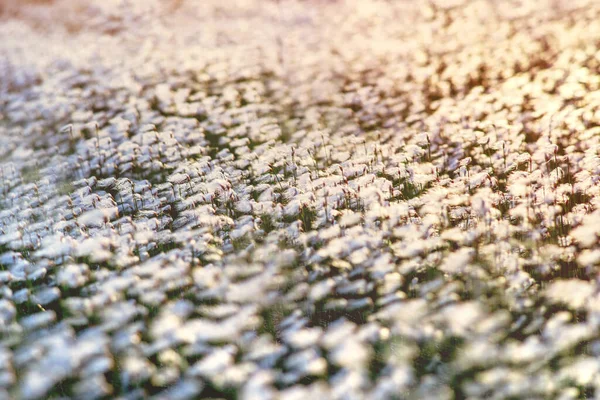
left=2, top=0, right=600, bottom=398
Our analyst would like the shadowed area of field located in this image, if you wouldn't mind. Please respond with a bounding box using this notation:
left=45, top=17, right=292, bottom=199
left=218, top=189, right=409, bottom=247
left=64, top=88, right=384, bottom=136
left=1, top=0, right=600, bottom=398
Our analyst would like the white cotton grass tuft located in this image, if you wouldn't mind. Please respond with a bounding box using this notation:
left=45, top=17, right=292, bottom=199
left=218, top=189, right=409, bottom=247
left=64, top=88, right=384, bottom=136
left=544, top=280, right=595, bottom=309
left=78, top=207, right=119, bottom=227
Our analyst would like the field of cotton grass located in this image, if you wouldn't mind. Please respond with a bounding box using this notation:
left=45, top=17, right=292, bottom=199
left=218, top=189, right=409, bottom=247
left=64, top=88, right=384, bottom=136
left=2, top=0, right=600, bottom=398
